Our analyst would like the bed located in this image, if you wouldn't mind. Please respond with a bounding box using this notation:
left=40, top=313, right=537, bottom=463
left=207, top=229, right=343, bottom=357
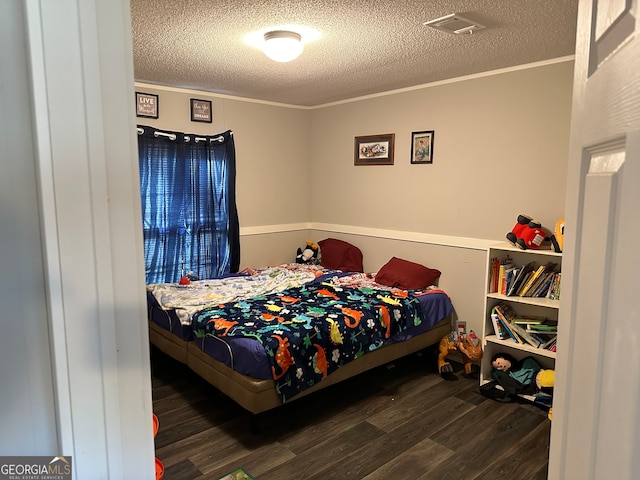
left=147, top=262, right=345, bottom=363
left=147, top=239, right=453, bottom=414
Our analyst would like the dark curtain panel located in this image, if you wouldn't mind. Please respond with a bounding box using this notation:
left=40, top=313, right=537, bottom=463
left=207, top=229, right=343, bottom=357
left=138, top=126, right=239, bottom=284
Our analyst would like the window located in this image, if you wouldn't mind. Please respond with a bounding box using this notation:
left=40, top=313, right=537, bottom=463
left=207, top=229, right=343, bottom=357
left=137, top=127, right=239, bottom=284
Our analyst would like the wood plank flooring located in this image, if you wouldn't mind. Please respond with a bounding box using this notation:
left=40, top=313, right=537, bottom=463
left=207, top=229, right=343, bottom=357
left=151, top=345, right=551, bottom=480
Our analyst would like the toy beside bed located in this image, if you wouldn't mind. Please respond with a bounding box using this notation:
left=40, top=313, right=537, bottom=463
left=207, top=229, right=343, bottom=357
left=147, top=238, right=453, bottom=414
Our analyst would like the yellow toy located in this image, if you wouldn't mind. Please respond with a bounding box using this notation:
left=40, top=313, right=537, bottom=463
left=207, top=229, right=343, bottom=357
left=551, top=218, right=565, bottom=253
left=438, top=330, right=482, bottom=376
left=536, top=369, right=555, bottom=420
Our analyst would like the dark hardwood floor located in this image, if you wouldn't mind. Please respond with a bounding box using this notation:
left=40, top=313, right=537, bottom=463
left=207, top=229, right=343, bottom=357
left=151, top=346, right=550, bottom=480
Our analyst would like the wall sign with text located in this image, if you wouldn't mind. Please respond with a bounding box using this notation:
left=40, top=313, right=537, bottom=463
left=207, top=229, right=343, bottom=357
left=190, top=98, right=212, bottom=123
left=135, top=92, right=158, bottom=119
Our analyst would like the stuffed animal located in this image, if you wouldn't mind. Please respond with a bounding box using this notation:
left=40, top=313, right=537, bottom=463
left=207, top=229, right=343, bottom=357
left=296, top=241, right=320, bottom=264
left=506, top=214, right=549, bottom=250
left=550, top=218, right=565, bottom=253
left=536, top=369, right=555, bottom=420
left=178, top=271, right=199, bottom=285
left=438, top=330, right=482, bottom=376
left=482, top=353, right=555, bottom=419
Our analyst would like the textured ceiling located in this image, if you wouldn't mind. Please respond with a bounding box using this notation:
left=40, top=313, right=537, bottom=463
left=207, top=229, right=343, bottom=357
left=130, top=0, right=579, bottom=107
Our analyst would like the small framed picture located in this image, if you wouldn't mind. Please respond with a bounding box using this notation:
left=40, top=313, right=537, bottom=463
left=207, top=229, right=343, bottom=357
left=190, top=98, right=213, bottom=123
left=136, top=92, right=158, bottom=119
left=354, top=133, right=395, bottom=165
left=411, top=130, right=434, bottom=164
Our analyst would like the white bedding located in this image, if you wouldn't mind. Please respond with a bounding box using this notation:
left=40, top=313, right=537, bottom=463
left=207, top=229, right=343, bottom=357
left=147, top=263, right=329, bottom=325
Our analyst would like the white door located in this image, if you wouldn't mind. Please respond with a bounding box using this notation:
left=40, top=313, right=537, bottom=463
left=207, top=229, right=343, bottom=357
left=548, top=1, right=640, bottom=479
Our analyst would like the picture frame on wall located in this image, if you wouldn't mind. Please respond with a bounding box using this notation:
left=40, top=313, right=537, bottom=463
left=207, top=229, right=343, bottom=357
left=354, top=133, right=395, bottom=165
left=135, top=92, right=158, bottom=119
left=190, top=98, right=213, bottom=123
left=410, top=130, right=434, bottom=164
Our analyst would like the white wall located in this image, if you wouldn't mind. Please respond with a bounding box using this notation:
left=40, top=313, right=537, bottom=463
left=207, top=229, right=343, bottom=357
left=0, top=0, right=58, bottom=455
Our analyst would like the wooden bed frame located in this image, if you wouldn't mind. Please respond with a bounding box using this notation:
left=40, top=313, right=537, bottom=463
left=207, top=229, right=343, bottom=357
left=149, top=315, right=452, bottom=414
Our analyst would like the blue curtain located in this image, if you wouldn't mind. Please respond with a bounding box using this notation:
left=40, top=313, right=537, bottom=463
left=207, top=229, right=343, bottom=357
left=138, top=126, right=240, bottom=284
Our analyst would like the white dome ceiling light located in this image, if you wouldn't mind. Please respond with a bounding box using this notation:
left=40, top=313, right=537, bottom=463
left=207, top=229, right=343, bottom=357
left=262, top=30, right=303, bottom=62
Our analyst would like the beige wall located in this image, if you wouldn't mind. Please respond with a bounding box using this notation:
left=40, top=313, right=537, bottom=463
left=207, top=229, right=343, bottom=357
left=134, top=59, right=573, bottom=334
left=133, top=85, right=311, bottom=228
left=309, top=60, right=573, bottom=238
left=310, top=231, right=488, bottom=329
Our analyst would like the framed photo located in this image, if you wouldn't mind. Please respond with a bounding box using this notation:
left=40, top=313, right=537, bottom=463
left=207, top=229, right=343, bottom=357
left=135, top=92, right=158, bottom=119
left=411, top=130, right=434, bottom=164
left=354, top=133, right=395, bottom=165
left=190, top=98, right=213, bottom=123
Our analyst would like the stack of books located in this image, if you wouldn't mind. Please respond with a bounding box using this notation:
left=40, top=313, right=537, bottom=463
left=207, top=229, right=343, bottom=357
left=488, top=258, right=562, bottom=299
left=490, top=302, right=558, bottom=350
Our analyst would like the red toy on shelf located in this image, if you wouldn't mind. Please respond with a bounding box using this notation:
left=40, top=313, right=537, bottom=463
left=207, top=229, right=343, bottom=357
left=506, top=214, right=549, bottom=250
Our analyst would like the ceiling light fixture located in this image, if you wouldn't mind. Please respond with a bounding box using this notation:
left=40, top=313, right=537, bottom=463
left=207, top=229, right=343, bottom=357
left=263, top=30, right=303, bottom=62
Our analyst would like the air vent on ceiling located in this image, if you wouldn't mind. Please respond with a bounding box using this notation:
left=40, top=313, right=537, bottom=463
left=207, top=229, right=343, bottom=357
left=423, top=13, right=486, bottom=35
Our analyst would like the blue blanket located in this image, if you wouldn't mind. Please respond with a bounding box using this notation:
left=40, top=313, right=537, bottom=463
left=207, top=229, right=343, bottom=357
left=191, top=282, right=427, bottom=403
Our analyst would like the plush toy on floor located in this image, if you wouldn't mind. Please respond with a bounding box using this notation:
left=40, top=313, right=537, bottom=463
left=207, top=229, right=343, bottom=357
left=438, top=330, right=482, bottom=377
left=536, top=369, right=555, bottom=420
left=480, top=353, right=555, bottom=419
left=506, top=214, right=549, bottom=250
left=296, top=241, right=320, bottom=264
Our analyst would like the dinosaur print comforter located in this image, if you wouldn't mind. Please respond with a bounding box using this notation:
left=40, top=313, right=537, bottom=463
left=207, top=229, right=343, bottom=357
left=191, top=279, right=447, bottom=403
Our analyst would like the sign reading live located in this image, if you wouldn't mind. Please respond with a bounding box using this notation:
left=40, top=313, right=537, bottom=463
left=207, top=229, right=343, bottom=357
left=0, top=456, right=72, bottom=480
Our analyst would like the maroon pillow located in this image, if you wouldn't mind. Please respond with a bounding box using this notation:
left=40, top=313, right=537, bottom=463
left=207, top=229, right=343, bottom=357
left=318, top=238, right=364, bottom=272
left=375, top=257, right=441, bottom=290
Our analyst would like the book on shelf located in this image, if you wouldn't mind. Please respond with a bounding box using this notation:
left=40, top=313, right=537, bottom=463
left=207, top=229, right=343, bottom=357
left=525, top=270, right=552, bottom=297
left=493, top=302, right=546, bottom=348
left=491, top=311, right=508, bottom=340
left=499, top=317, right=523, bottom=344
left=489, top=256, right=515, bottom=294
left=498, top=258, right=514, bottom=294
left=507, top=262, right=536, bottom=296
left=528, top=271, right=555, bottom=297
left=509, top=321, right=543, bottom=348
left=489, top=257, right=500, bottom=293
left=492, top=304, right=524, bottom=344
left=554, top=273, right=562, bottom=299
left=542, top=335, right=558, bottom=349
left=546, top=273, right=562, bottom=300
left=526, top=320, right=558, bottom=332
left=518, top=264, right=545, bottom=297
left=502, top=266, right=518, bottom=295
left=512, top=315, right=547, bottom=325
left=519, top=262, right=558, bottom=297
left=528, top=331, right=548, bottom=346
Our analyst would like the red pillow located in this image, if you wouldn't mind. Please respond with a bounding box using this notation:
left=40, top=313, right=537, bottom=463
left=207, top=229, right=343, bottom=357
left=318, top=238, right=364, bottom=272
left=375, top=257, right=441, bottom=290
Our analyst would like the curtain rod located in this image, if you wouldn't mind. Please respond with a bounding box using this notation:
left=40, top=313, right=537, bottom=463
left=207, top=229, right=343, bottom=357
left=137, top=127, right=227, bottom=143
